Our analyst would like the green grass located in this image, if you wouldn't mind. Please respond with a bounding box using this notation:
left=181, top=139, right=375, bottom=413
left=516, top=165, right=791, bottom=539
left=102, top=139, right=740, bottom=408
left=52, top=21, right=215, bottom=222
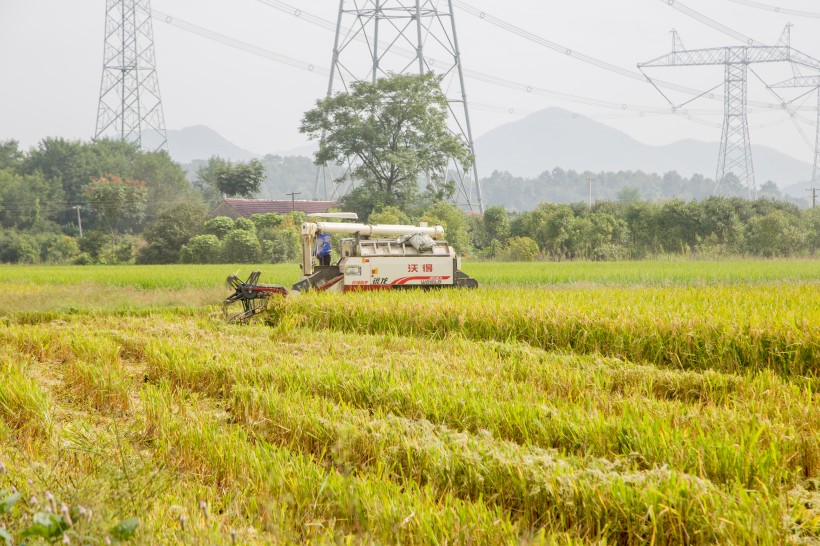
left=0, top=260, right=818, bottom=544
left=2, top=258, right=818, bottom=290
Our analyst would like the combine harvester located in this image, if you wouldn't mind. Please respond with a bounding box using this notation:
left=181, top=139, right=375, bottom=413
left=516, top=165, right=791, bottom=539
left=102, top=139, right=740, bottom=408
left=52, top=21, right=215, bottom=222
left=223, top=213, right=478, bottom=322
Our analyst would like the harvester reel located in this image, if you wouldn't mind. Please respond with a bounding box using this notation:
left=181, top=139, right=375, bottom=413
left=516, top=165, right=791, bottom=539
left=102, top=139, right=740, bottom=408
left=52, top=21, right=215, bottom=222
left=222, top=271, right=287, bottom=323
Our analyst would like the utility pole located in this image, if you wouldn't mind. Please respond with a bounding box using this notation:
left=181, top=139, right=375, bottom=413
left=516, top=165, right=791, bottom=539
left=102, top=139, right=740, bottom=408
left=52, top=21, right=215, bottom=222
left=73, top=205, right=83, bottom=238
left=808, top=187, right=818, bottom=209
left=586, top=176, right=593, bottom=207
left=286, top=191, right=302, bottom=212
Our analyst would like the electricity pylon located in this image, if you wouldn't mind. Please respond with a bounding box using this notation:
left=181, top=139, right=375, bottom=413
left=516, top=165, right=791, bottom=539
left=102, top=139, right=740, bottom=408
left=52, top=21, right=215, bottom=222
left=772, top=75, right=820, bottom=183
left=316, top=0, right=483, bottom=212
left=95, top=0, right=168, bottom=152
left=639, top=27, right=820, bottom=197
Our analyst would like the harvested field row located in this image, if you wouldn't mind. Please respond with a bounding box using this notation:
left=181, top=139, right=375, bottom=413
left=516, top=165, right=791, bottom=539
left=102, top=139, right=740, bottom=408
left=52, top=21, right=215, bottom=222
left=2, top=311, right=818, bottom=543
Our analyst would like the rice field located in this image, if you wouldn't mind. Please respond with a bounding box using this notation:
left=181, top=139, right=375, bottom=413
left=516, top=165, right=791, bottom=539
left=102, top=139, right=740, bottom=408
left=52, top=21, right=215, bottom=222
left=0, top=261, right=818, bottom=544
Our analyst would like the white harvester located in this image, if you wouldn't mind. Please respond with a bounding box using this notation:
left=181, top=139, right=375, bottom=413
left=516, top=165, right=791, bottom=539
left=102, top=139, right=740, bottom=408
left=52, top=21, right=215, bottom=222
left=223, top=213, right=477, bottom=322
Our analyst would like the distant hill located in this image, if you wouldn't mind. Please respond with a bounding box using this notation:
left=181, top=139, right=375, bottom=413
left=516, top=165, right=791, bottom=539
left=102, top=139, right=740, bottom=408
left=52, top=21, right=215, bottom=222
left=166, top=116, right=813, bottom=201
left=273, top=142, right=318, bottom=158
left=474, top=108, right=813, bottom=191
left=164, top=125, right=257, bottom=164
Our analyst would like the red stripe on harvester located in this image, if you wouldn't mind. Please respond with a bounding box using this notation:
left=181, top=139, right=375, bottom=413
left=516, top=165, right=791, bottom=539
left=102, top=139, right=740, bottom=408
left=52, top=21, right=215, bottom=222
left=391, top=276, right=452, bottom=285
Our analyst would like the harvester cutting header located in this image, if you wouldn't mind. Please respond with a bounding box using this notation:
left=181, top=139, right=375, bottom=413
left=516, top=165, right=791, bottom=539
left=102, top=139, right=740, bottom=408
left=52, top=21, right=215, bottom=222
left=223, top=213, right=478, bottom=322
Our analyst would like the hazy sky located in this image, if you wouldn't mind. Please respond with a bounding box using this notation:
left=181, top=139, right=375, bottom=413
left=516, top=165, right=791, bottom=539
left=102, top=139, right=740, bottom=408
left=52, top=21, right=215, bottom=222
left=1, top=0, right=819, bottom=164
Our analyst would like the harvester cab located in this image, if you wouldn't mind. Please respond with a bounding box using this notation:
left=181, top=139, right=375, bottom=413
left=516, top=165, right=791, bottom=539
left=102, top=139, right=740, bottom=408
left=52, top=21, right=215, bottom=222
left=222, top=212, right=477, bottom=322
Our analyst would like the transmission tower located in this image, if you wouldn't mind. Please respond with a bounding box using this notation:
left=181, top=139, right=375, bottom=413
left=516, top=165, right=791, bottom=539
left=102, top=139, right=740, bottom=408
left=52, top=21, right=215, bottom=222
left=316, top=0, right=483, bottom=212
left=639, top=27, right=820, bottom=197
left=95, top=0, right=168, bottom=151
left=772, top=75, right=820, bottom=183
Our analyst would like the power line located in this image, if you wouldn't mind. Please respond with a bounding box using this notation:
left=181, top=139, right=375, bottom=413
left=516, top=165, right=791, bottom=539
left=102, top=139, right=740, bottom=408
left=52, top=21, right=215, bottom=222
left=150, top=9, right=724, bottom=120
left=247, top=0, right=820, bottom=119
left=655, top=0, right=763, bottom=46
left=149, top=3, right=813, bottom=145
left=238, top=0, right=741, bottom=122
left=151, top=9, right=331, bottom=76
left=725, top=0, right=820, bottom=19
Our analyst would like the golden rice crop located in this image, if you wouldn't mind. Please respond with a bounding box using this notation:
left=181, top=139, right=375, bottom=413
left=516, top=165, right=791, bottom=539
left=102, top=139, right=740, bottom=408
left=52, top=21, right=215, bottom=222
left=0, top=262, right=818, bottom=544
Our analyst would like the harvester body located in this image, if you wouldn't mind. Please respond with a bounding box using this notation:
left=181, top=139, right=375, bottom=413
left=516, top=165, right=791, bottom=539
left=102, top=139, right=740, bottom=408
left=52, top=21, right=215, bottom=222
left=222, top=214, right=477, bottom=322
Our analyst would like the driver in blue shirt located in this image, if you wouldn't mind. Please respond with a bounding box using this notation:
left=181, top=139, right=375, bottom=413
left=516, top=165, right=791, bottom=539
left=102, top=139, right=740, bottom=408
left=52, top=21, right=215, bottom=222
left=314, top=228, right=332, bottom=266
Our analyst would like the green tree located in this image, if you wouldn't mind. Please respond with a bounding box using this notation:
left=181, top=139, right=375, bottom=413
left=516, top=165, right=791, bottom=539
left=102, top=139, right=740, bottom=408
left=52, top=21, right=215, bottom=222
left=39, top=234, right=80, bottom=263
left=473, top=206, right=510, bottom=250
left=367, top=206, right=412, bottom=225
left=617, top=186, right=641, bottom=203
left=0, top=140, right=23, bottom=171
left=250, top=212, right=284, bottom=232
left=515, top=203, right=577, bottom=258
left=193, top=156, right=230, bottom=205
left=216, top=160, right=266, bottom=198
left=233, top=217, right=256, bottom=233
left=22, top=138, right=192, bottom=230
left=301, top=72, right=473, bottom=218
left=203, top=216, right=235, bottom=238
left=78, top=231, right=109, bottom=263
left=0, top=170, right=64, bottom=230
left=84, top=175, right=148, bottom=261
left=655, top=199, right=702, bottom=254
left=805, top=207, right=820, bottom=255
left=261, top=230, right=301, bottom=264
left=500, top=236, right=540, bottom=262
left=420, top=201, right=472, bottom=255
left=222, top=229, right=262, bottom=263
left=746, top=209, right=806, bottom=257
left=758, top=180, right=782, bottom=199
left=137, top=203, right=206, bottom=264
left=0, top=231, right=40, bottom=264
left=180, top=234, right=222, bottom=264
left=131, top=149, right=195, bottom=220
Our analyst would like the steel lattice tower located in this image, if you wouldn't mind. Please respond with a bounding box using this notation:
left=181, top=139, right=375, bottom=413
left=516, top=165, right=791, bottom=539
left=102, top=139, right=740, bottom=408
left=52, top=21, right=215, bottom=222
left=316, top=0, right=483, bottom=212
left=639, top=28, right=820, bottom=197
left=773, top=75, right=820, bottom=184
left=717, top=58, right=755, bottom=197
left=95, top=0, right=168, bottom=151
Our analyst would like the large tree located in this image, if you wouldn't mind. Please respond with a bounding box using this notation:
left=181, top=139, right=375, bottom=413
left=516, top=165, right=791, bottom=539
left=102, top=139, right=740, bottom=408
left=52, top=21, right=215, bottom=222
left=136, top=202, right=206, bottom=264
left=215, top=159, right=266, bottom=198
left=22, top=138, right=192, bottom=229
left=300, top=72, right=473, bottom=217
left=84, top=175, right=148, bottom=260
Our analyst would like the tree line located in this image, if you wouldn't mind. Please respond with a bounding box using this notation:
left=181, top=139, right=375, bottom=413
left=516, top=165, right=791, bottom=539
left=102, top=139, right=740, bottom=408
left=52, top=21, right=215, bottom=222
left=1, top=137, right=818, bottom=265
left=0, top=72, right=817, bottom=265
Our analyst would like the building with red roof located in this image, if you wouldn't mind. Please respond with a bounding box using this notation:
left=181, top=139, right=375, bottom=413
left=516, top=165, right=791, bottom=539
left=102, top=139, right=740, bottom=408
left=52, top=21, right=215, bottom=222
left=209, top=198, right=339, bottom=219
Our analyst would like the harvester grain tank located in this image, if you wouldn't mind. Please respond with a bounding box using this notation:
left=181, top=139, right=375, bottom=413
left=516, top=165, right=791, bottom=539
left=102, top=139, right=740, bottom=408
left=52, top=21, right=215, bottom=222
left=222, top=213, right=477, bottom=322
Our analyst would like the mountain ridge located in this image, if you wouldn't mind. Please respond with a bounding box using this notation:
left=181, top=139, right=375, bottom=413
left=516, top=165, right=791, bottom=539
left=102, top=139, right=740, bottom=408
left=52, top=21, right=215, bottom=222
left=164, top=111, right=812, bottom=199
left=473, top=108, right=812, bottom=197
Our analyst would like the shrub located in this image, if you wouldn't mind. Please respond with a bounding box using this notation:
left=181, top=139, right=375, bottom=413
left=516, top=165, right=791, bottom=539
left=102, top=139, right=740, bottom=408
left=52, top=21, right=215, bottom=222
left=78, top=231, right=109, bottom=262
left=368, top=206, right=411, bottom=226
left=39, top=234, right=80, bottom=263
left=261, top=230, right=300, bottom=264
left=746, top=210, right=806, bottom=257
left=180, top=234, right=222, bottom=264
left=251, top=212, right=283, bottom=231
left=72, top=252, right=94, bottom=265
left=233, top=217, right=256, bottom=233
left=203, top=216, right=234, bottom=238
left=137, top=203, right=206, bottom=264
left=0, top=231, right=40, bottom=264
left=221, top=230, right=261, bottom=263
left=500, top=236, right=539, bottom=262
